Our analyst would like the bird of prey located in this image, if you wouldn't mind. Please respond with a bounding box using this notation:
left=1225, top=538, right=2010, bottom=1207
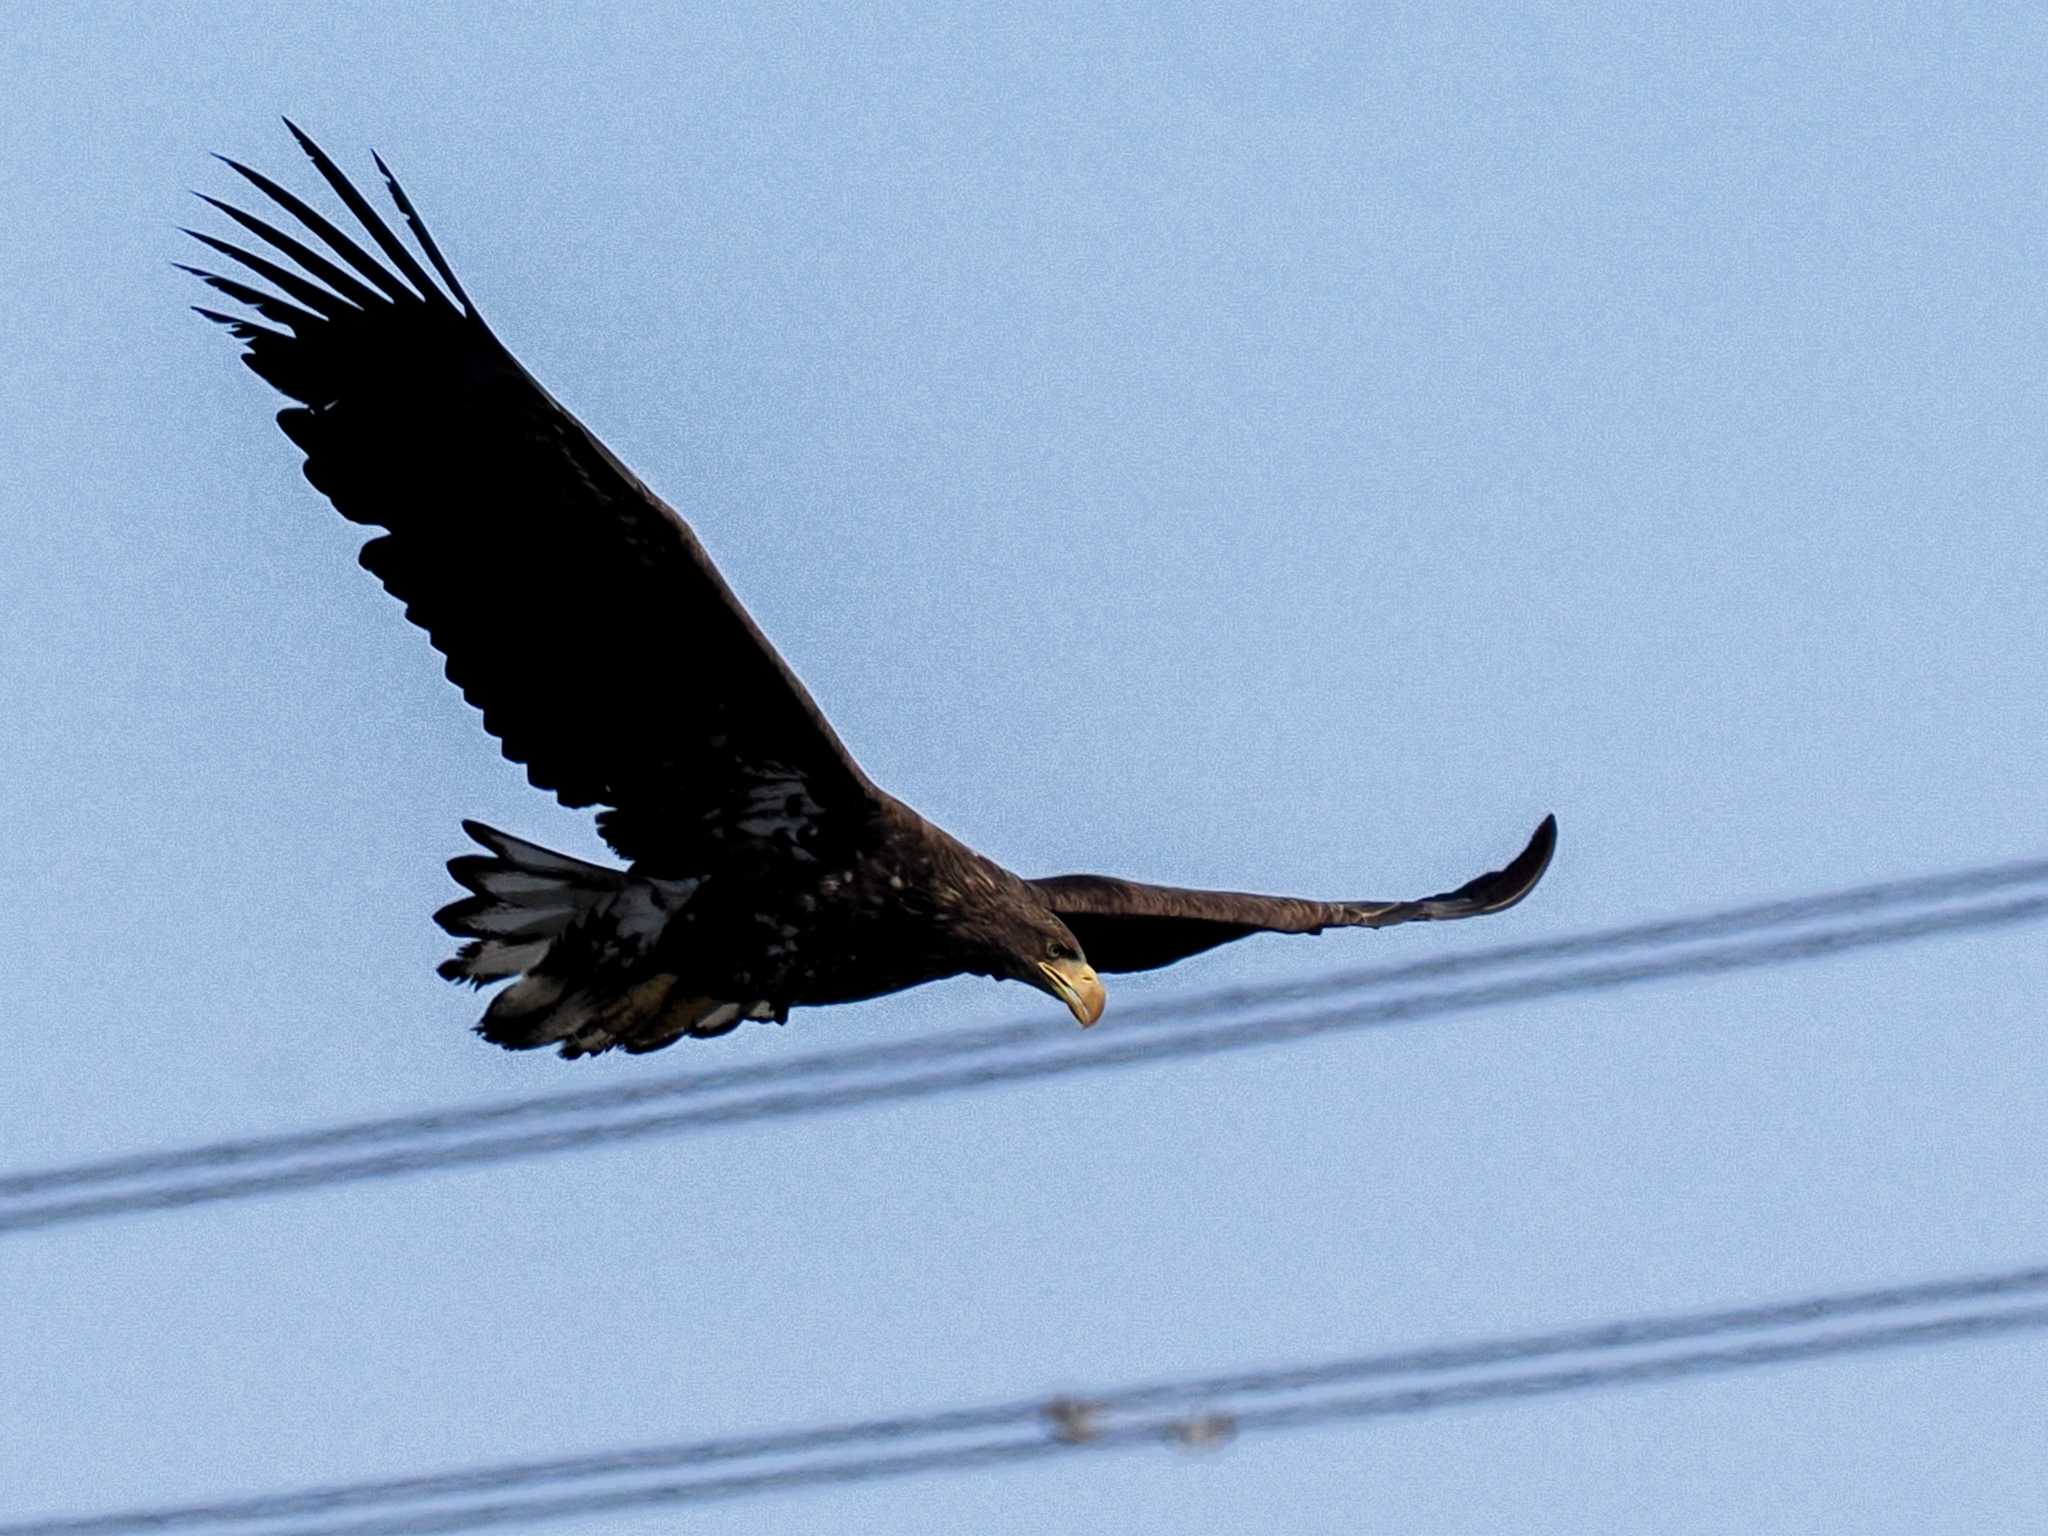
left=184, top=124, right=1556, bottom=1059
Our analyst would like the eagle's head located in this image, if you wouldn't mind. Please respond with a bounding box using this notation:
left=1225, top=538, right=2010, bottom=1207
left=965, top=897, right=1105, bottom=1027
left=1026, top=923, right=1106, bottom=1028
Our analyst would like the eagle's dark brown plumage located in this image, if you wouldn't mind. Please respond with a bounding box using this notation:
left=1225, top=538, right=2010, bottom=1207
left=186, top=124, right=1556, bottom=1058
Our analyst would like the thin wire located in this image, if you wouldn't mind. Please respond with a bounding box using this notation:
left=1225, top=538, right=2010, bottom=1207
left=3, top=893, right=2041, bottom=1238
left=9, top=1261, right=2044, bottom=1536
left=1235, top=1305, right=2048, bottom=1430
left=8, top=847, right=2045, bottom=1206
left=1131, top=848, right=2048, bottom=1033
left=24, top=1302, right=2047, bottom=1536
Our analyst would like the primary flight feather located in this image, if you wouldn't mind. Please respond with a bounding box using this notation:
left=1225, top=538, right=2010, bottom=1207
left=186, top=123, right=1556, bottom=1058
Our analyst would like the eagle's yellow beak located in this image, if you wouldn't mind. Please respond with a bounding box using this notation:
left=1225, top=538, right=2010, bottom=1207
left=1039, top=956, right=1106, bottom=1027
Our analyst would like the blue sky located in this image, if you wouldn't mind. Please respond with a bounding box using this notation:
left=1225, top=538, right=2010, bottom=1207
left=4, top=2, right=2047, bottom=1529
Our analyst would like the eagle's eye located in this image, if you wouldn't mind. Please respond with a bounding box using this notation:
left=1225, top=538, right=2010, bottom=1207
left=1046, top=939, right=1075, bottom=961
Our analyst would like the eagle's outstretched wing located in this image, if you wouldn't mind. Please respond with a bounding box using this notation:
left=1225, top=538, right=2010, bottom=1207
left=183, top=122, right=877, bottom=869
left=1029, top=815, right=1556, bottom=973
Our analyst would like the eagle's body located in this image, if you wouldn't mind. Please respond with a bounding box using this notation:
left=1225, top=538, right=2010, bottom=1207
left=449, top=798, right=1038, bottom=1055
left=186, top=125, right=1556, bottom=1058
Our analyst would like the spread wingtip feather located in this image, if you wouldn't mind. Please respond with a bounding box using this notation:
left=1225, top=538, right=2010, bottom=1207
left=372, top=148, right=472, bottom=312
left=282, top=121, right=450, bottom=309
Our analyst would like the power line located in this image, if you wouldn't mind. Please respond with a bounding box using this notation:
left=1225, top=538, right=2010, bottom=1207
left=13, top=1263, right=2047, bottom=1536
left=22, top=1262, right=2046, bottom=1531
left=11, top=846, right=2044, bottom=1207
left=1145, top=847, right=2048, bottom=1027
left=3, top=891, right=2043, bottom=1238
left=271, top=1311, right=2048, bottom=1536
left=14, top=1262, right=2045, bottom=1533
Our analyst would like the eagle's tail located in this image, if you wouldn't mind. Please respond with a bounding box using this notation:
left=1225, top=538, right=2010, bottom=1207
left=434, top=821, right=747, bottom=1058
left=434, top=821, right=622, bottom=988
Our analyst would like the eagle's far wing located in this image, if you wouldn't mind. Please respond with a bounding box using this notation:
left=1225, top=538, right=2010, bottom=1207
left=1030, top=816, right=1556, bottom=973
left=184, top=124, right=877, bottom=868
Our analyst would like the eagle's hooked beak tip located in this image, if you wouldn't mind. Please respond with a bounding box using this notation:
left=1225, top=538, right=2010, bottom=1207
left=1040, top=958, right=1106, bottom=1028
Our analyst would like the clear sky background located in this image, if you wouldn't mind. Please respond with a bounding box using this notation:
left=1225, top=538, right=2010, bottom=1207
left=5, top=1, right=2047, bottom=1529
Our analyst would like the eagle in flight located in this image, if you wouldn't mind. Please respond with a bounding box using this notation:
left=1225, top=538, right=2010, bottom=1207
left=185, top=124, right=1557, bottom=1058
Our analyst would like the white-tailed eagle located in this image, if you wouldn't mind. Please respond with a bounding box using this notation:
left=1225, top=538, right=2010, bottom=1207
left=184, top=124, right=1556, bottom=1057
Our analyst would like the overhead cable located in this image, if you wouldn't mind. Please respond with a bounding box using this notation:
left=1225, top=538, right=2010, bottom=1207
left=5, top=876, right=2044, bottom=1237
left=13, top=845, right=2043, bottom=1206
left=11, top=1261, right=2046, bottom=1536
